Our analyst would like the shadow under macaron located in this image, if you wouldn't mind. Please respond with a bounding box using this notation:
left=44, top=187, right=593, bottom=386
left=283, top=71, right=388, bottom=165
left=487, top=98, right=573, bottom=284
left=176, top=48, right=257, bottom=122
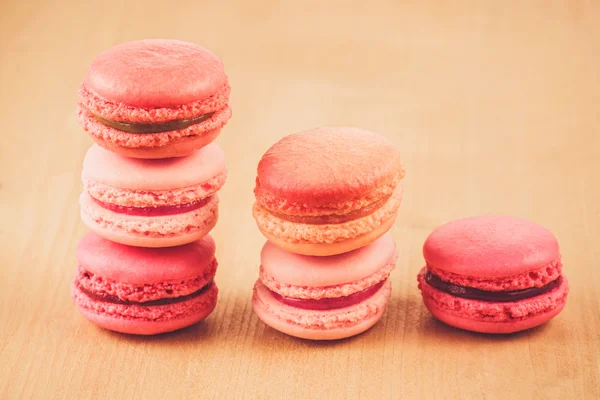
left=97, top=319, right=217, bottom=345
left=420, top=313, right=562, bottom=342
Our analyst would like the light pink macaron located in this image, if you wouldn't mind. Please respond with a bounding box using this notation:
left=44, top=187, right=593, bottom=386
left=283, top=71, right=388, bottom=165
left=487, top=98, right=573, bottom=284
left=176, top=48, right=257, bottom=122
left=80, top=143, right=226, bottom=247
left=253, top=233, right=397, bottom=340
left=417, top=216, right=569, bottom=334
left=71, top=232, right=218, bottom=335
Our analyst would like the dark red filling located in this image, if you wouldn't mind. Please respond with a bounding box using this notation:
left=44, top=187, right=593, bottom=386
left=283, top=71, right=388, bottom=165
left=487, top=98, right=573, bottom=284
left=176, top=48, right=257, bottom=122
left=78, top=281, right=214, bottom=306
left=93, top=196, right=211, bottom=216
left=425, top=271, right=561, bottom=302
left=269, top=280, right=386, bottom=310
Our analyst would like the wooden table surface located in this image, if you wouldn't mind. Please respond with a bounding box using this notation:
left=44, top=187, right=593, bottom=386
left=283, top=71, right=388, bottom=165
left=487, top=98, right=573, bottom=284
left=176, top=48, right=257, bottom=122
left=1, top=1, right=599, bottom=399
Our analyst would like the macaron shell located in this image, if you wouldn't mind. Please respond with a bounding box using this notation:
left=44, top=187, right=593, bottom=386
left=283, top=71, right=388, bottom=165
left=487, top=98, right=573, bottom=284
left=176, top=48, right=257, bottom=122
left=422, top=296, right=566, bottom=334
left=256, top=127, right=403, bottom=207
left=256, top=173, right=401, bottom=217
left=73, top=281, right=218, bottom=335
left=418, top=268, right=569, bottom=334
left=261, top=254, right=396, bottom=299
left=252, top=280, right=391, bottom=340
left=423, top=216, right=560, bottom=277
left=83, top=143, right=226, bottom=190
left=258, top=213, right=397, bottom=256
left=261, top=233, right=396, bottom=287
left=84, top=172, right=226, bottom=208
left=78, top=306, right=215, bottom=335
left=79, top=81, right=230, bottom=125
left=92, top=129, right=222, bottom=159
left=80, top=193, right=218, bottom=248
left=76, top=232, right=216, bottom=284
left=84, top=39, right=226, bottom=108
left=254, top=300, right=385, bottom=340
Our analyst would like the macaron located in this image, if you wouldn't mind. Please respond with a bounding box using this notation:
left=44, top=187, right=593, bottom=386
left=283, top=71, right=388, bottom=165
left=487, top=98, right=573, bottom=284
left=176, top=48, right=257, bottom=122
left=253, top=127, right=405, bottom=256
left=77, top=39, right=231, bottom=159
left=253, top=233, right=397, bottom=340
left=80, top=143, right=225, bottom=247
left=71, top=232, right=219, bottom=335
left=417, top=216, right=569, bottom=334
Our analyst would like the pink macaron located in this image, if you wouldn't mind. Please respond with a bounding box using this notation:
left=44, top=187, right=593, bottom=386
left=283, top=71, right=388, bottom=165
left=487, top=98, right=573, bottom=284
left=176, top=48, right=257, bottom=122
left=80, top=143, right=225, bottom=247
left=253, top=127, right=405, bottom=256
left=77, top=39, right=231, bottom=159
left=417, top=216, right=569, bottom=334
left=253, top=233, right=397, bottom=340
left=71, top=232, right=218, bottom=335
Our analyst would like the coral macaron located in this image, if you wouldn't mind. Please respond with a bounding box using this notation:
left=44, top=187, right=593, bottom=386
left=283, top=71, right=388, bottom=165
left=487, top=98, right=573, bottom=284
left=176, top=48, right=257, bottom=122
left=71, top=232, right=219, bottom=335
left=253, top=127, right=405, bottom=256
left=77, top=39, right=231, bottom=159
left=253, top=233, right=397, bottom=340
left=80, top=143, right=225, bottom=247
left=417, top=216, right=569, bottom=334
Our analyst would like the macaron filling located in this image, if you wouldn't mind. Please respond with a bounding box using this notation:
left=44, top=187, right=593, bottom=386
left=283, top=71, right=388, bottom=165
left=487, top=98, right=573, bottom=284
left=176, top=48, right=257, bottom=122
left=425, top=270, right=563, bottom=302
left=252, top=184, right=403, bottom=244
left=92, top=196, right=212, bottom=216
left=270, top=196, right=390, bottom=225
left=93, top=112, right=214, bottom=134
left=268, top=280, right=387, bottom=311
left=76, top=280, right=215, bottom=306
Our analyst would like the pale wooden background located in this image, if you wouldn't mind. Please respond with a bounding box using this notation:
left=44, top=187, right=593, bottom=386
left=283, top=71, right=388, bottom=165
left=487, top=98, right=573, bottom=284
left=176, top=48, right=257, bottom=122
left=1, top=1, right=599, bottom=399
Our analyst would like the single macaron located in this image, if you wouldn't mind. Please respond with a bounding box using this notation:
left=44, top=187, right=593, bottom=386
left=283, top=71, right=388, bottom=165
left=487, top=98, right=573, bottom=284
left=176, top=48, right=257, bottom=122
left=77, top=39, right=231, bottom=159
left=253, top=233, right=397, bottom=340
left=253, top=127, right=405, bottom=256
left=417, top=216, right=569, bottom=334
left=80, top=143, right=225, bottom=247
left=71, top=232, right=219, bottom=335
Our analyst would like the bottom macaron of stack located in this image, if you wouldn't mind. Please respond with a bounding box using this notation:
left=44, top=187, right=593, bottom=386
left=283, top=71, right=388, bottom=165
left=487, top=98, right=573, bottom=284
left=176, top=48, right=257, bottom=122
left=71, top=232, right=218, bottom=335
left=252, top=233, right=397, bottom=340
left=417, top=216, right=569, bottom=334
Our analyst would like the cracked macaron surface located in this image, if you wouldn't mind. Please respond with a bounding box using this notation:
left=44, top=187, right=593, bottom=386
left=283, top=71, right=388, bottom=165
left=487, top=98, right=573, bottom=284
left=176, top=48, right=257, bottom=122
left=417, top=216, right=569, bottom=334
left=253, top=127, right=405, bottom=256
left=80, top=143, right=225, bottom=247
left=71, top=232, right=219, bottom=335
left=253, top=233, right=397, bottom=340
left=77, top=39, right=231, bottom=158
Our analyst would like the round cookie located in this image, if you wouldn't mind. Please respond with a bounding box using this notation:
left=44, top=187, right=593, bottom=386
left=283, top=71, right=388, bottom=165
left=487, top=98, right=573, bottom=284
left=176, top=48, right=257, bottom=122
left=77, top=39, right=231, bottom=158
left=80, top=143, right=225, bottom=247
left=253, top=127, right=405, bottom=256
left=71, top=232, right=219, bottom=335
left=253, top=233, right=397, bottom=340
left=417, top=216, right=569, bottom=334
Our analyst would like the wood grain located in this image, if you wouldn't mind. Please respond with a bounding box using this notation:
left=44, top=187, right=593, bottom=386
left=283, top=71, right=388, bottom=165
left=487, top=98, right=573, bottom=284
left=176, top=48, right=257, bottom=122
left=1, top=1, right=599, bottom=399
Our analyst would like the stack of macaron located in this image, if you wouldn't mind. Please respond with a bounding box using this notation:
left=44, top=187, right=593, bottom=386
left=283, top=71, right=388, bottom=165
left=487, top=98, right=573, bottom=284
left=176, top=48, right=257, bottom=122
left=251, top=127, right=406, bottom=340
left=71, top=39, right=231, bottom=335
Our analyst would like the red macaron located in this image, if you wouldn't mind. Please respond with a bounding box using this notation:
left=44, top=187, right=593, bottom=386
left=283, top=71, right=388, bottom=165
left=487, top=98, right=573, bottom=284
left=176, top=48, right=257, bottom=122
left=417, top=216, right=569, bottom=334
left=77, top=39, right=231, bottom=159
left=253, top=127, right=405, bottom=256
left=71, top=232, right=218, bottom=335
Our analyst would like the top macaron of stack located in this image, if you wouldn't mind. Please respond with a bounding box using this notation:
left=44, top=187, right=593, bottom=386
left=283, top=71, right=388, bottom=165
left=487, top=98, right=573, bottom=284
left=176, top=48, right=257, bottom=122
left=77, top=39, right=231, bottom=159
left=253, top=127, right=405, bottom=256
